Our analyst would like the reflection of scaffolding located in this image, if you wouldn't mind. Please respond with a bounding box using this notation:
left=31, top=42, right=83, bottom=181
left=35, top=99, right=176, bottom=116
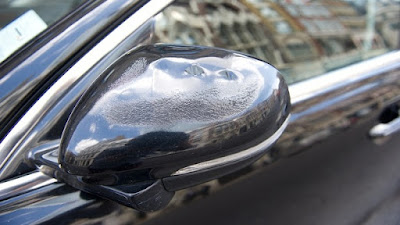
left=277, top=73, right=400, bottom=155
left=154, top=0, right=399, bottom=84
left=154, top=0, right=281, bottom=65
left=188, top=97, right=276, bottom=148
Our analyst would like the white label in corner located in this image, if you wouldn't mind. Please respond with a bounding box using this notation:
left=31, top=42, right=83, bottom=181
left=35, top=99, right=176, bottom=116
left=0, top=10, right=47, bottom=63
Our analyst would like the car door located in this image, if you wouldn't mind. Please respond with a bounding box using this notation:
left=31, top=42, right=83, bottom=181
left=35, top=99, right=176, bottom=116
left=0, top=0, right=399, bottom=224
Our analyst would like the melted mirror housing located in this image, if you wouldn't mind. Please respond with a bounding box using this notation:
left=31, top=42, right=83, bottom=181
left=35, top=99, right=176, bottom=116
left=35, top=44, right=290, bottom=211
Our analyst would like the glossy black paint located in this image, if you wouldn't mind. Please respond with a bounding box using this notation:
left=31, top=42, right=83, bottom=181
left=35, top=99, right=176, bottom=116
left=0, top=55, right=399, bottom=222
left=26, top=45, right=290, bottom=211
left=142, top=121, right=400, bottom=225
left=276, top=64, right=400, bottom=157
left=0, top=183, right=139, bottom=225
left=59, top=44, right=290, bottom=180
left=0, top=0, right=398, bottom=222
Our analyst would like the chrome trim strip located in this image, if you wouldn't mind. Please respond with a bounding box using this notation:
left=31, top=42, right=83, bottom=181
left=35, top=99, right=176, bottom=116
left=0, top=0, right=139, bottom=135
left=2, top=50, right=398, bottom=184
left=369, top=117, right=400, bottom=137
left=0, top=51, right=398, bottom=218
left=289, top=51, right=400, bottom=105
left=0, top=0, right=174, bottom=179
left=172, top=115, right=290, bottom=176
left=173, top=50, right=400, bottom=176
left=0, top=171, right=56, bottom=201
left=0, top=1, right=398, bottom=220
left=0, top=4, right=399, bottom=200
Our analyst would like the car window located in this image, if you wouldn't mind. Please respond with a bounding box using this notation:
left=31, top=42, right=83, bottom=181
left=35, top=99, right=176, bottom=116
left=0, top=0, right=85, bottom=63
left=153, top=0, right=400, bottom=84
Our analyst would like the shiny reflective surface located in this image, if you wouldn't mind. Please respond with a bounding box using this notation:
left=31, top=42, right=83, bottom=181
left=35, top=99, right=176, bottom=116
left=0, top=0, right=173, bottom=181
left=0, top=0, right=86, bottom=62
left=60, top=44, right=290, bottom=180
left=3, top=48, right=397, bottom=221
left=289, top=51, right=400, bottom=104
left=154, top=0, right=400, bottom=84
left=1, top=50, right=399, bottom=224
left=0, top=171, right=56, bottom=201
left=23, top=44, right=292, bottom=211
left=143, top=123, right=400, bottom=225
left=172, top=116, right=289, bottom=176
left=0, top=0, right=398, bottom=222
left=276, top=51, right=400, bottom=156
left=0, top=0, right=141, bottom=140
left=369, top=117, right=400, bottom=137
left=0, top=183, right=140, bottom=225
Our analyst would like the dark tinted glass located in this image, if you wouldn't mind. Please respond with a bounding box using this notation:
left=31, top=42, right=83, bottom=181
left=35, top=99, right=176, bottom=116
left=154, top=0, right=400, bottom=84
left=0, top=0, right=85, bottom=62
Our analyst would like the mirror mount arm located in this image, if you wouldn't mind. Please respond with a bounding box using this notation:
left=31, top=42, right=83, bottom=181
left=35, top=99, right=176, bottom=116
left=30, top=44, right=291, bottom=212
left=31, top=147, right=174, bottom=212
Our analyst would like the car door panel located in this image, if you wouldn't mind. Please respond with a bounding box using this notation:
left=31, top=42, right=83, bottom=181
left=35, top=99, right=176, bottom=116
left=0, top=0, right=399, bottom=224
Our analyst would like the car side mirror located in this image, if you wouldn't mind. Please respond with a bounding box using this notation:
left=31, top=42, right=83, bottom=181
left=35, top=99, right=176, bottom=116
left=32, top=44, right=290, bottom=212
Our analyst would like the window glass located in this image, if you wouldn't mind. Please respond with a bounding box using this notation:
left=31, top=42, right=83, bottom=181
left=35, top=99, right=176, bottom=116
left=154, top=0, right=400, bottom=84
left=0, top=0, right=85, bottom=63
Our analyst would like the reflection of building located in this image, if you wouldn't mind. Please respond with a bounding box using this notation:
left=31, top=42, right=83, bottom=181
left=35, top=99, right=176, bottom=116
left=154, top=0, right=399, bottom=84
left=243, top=0, right=324, bottom=81
left=154, top=0, right=281, bottom=65
left=243, top=0, right=320, bottom=63
left=187, top=96, right=278, bottom=149
left=374, top=0, right=400, bottom=49
left=276, top=72, right=400, bottom=156
left=65, top=136, right=127, bottom=168
left=277, top=0, right=388, bottom=72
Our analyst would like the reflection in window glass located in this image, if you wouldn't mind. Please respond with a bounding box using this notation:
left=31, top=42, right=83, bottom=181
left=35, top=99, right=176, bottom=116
left=0, top=0, right=84, bottom=63
left=154, top=0, right=400, bottom=84
left=275, top=21, right=292, bottom=34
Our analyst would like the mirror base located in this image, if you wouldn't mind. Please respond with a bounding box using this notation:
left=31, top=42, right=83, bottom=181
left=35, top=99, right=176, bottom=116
left=31, top=148, right=174, bottom=212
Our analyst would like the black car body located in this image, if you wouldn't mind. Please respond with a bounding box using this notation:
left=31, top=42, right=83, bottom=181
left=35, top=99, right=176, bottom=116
left=0, top=0, right=399, bottom=224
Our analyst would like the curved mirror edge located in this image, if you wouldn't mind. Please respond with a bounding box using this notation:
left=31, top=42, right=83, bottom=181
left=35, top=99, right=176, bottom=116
left=0, top=49, right=399, bottom=221
left=58, top=44, right=289, bottom=182
left=0, top=0, right=399, bottom=221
